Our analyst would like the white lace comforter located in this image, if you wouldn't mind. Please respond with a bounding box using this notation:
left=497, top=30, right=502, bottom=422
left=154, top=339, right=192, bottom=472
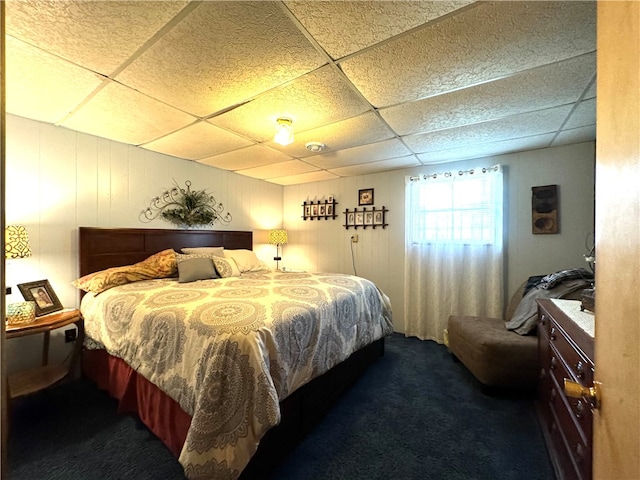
left=80, top=270, right=393, bottom=479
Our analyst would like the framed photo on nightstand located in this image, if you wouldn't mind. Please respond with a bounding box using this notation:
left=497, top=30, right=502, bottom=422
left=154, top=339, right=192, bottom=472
left=18, top=279, right=63, bottom=316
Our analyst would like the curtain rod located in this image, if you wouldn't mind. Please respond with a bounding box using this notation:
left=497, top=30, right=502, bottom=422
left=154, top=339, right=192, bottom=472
left=408, top=164, right=500, bottom=182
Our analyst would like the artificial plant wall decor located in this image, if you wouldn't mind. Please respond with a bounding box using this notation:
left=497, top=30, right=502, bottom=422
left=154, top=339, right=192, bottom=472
left=140, top=180, right=232, bottom=228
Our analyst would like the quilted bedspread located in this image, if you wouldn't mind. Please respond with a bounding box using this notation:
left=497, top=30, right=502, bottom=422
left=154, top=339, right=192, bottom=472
left=80, top=270, right=393, bottom=479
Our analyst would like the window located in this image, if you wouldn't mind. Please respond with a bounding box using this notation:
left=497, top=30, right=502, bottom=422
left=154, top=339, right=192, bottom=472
left=407, top=167, right=503, bottom=245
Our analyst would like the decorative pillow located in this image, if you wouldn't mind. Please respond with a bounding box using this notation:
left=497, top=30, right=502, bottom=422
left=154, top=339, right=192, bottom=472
left=175, top=252, right=218, bottom=263
left=72, top=249, right=177, bottom=294
left=224, top=249, right=268, bottom=272
left=212, top=256, right=241, bottom=278
left=177, top=257, right=218, bottom=283
left=181, top=246, right=225, bottom=257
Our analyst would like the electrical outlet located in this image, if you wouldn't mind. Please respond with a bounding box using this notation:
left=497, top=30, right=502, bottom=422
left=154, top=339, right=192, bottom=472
left=64, top=328, right=77, bottom=343
left=351, top=234, right=358, bottom=243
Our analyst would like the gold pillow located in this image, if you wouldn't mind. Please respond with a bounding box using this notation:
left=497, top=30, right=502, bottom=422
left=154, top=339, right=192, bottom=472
left=72, top=249, right=177, bottom=294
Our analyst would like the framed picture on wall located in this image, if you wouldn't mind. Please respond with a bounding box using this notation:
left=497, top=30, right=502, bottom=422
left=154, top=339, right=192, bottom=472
left=355, top=212, right=364, bottom=225
left=347, top=212, right=355, bottom=225
left=374, top=210, right=384, bottom=225
left=364, top=211, right=374, bottom=225
left=319, top=204, right=326, bottom=216
left=358, top=188, right=374, bottom=206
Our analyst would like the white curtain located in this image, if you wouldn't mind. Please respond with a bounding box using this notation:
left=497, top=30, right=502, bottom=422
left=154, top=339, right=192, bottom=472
left=403, top=166, right=504, bottom=343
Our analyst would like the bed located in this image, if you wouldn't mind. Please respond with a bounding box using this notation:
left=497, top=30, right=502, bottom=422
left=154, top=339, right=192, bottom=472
left=76, top=227, right=393, bottom=479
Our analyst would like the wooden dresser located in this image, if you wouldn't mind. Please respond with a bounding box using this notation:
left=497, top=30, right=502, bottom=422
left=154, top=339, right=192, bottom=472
left=537, top=299, right=595, bottom=480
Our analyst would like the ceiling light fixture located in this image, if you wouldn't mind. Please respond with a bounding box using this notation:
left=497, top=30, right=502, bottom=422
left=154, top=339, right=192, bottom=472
left=305, top=141, right=325, bottom=153
left=274, top=117, right=294, bottom=146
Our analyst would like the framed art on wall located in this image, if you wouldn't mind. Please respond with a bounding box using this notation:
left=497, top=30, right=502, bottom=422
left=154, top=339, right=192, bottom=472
left=364, top=211, right=374, bottom=225
left=18, top=279, right=63, bottom=316
left=531, top=184, right=559, bottom=234
left=358, top=188, right=374, bottom=206
left=344, top=207, right=388, bottom=230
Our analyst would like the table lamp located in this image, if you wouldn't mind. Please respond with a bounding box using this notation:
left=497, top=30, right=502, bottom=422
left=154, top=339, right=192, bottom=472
left=268, top=229, right=288, bottom=271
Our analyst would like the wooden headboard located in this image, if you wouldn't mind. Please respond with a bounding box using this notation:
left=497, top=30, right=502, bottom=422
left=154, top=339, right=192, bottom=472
left=79, top=227, right=253, bottom=277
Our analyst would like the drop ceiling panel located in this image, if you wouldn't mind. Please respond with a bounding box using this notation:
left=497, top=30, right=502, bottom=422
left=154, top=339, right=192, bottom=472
left=61, top=82, right=195, bottom=145
left=5, top=37, right=105, bottom=124
left=404, top=105, right=572, bottom=154
left=583, top=81, right=597, bottom=100
left=380, top=53, right=596, bottom=136
left=285, top=0, right=474, bottom=60
left=266, top=112, right=395, bottom=158
left=340, top=1, right=596, bottom=107
left=4, top=1, right=597, bottom=185
left=267, top=170, right=339, bottom=186
left=143, top=121, right=253, bottom=160
left=6, top=1, right=189, bottom=74
left=237, top=160, right=318, bottom=180
left=208, top=66, right=370, bottom=142
left=417, top=133, right=557, bottom=164
left=552, top=126, right=597, bottom=147
left=116, top=1, right=327, bottom=117
left=563, top=99, right=596, bottom=130
left=304, top=139, right=411, bottom=169
left=198, top=145, right=292, bottom=170
left=330, top=155, right=421, bottom=177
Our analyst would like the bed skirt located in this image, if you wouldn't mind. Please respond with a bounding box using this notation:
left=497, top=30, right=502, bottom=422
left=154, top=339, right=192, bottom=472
left=82, top=337, right=386, bottom=479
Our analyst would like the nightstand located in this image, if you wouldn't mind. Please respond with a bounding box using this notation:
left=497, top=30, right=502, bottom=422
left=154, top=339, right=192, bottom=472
left=5, top=308, right=84, bottom=399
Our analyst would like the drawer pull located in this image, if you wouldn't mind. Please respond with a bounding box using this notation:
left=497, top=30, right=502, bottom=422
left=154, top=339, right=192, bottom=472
left=576, top=361, right=585, bottom=379
left=550, top=327, right=556, bottom=341
left=564, top=378, right=602, bottom=409
left=575, top=399, right=584, bottom=419
left=575, top=442, right=584, bottom=461
left=550, top=356, right=557, bottom=370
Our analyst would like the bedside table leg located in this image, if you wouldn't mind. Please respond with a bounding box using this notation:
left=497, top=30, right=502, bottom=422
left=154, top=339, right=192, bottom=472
left=68, top=321, right=85, bottom=379
left=42, top=331, right=51, bottom=366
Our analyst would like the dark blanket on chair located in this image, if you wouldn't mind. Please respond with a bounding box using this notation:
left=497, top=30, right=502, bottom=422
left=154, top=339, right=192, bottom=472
left=505, top=278, right=591, bottom=335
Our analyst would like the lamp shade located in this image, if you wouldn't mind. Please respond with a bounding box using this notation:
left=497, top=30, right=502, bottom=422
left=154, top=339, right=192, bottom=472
left=268, top=229, right=288, bottom=245
left=5, top=225, right=32, bottom=259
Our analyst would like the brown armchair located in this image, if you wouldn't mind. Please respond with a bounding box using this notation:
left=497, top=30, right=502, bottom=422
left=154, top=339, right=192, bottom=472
left=446, top=280, right=584, bottom=393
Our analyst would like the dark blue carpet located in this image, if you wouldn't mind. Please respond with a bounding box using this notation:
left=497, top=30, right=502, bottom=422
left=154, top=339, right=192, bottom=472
left=7, top=334, right=553, bottom=479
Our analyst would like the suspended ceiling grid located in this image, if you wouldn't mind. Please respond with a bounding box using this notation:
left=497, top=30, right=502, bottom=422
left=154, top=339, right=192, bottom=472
left=5, top=1, right=596, bottom=185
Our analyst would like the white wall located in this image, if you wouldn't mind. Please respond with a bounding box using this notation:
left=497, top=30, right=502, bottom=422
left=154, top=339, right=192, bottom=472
left=4, top=113, right=595, bottom=370
left=5, top=114, right=283, bottom=372
left=283, top=142, right=596, bottom=333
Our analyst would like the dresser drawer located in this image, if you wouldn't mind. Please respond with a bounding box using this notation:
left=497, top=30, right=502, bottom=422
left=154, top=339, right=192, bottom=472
left=548, top=344, right=594, bottom=440
left=538, top=310, right=552, bottom=337
left=549, top=384, right=592, bottom=480
left=537, top=299, right=594, bottom=480
left=548, top=321, right=594, bottom=386
left=544, top=400, right=582, bottom=480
